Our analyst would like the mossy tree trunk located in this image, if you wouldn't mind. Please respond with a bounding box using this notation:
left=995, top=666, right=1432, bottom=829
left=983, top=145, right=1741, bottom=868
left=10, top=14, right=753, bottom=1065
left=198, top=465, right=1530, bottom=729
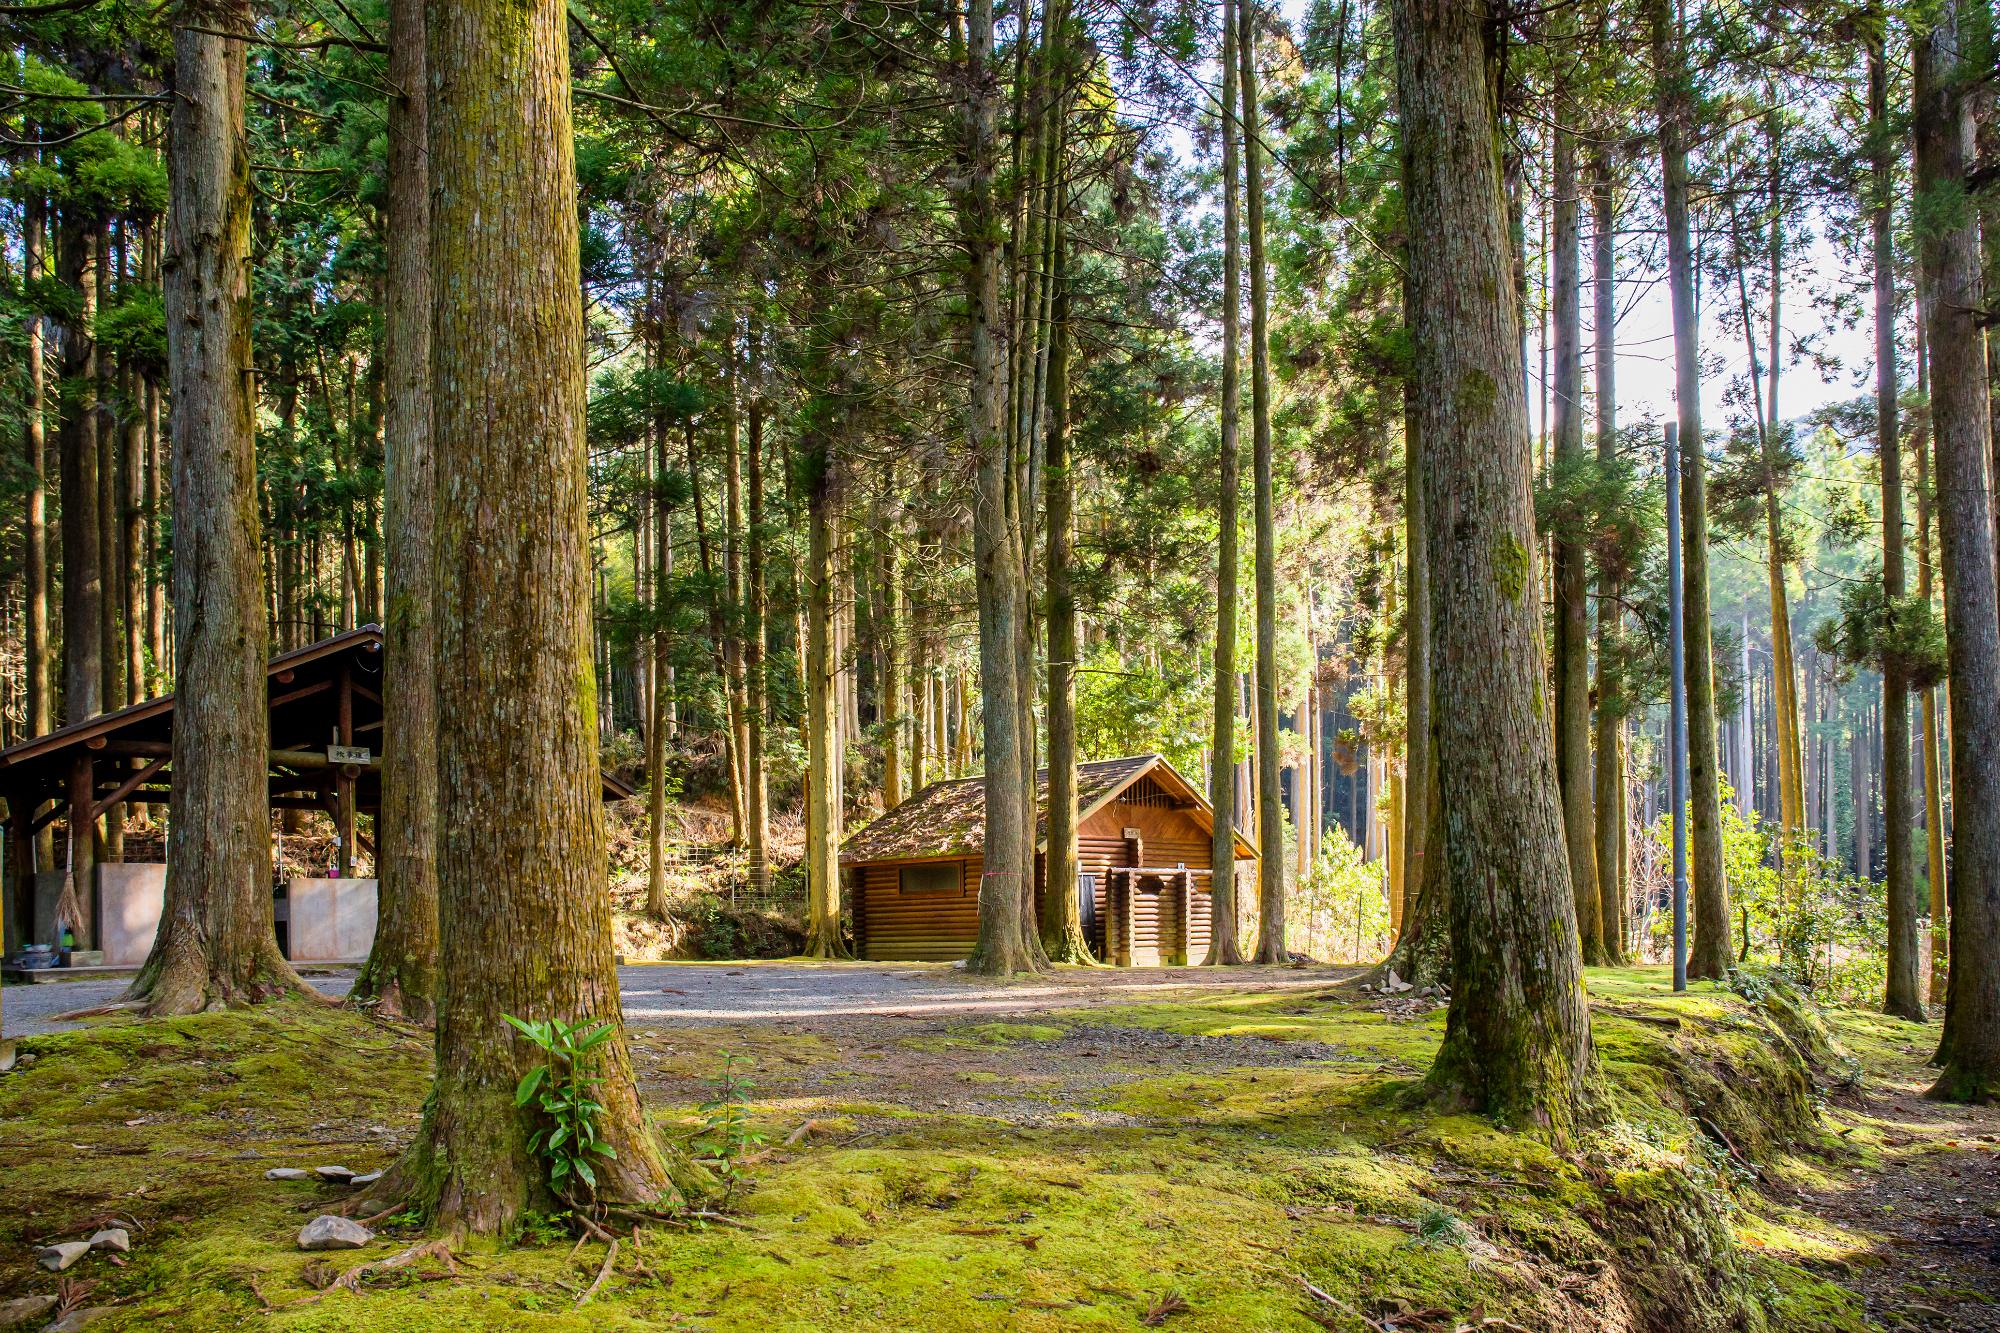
left=1914, top=0, right=2000, bottom=1102
left=1870, top=34, right=1923, bottom=1023
left=963, top=0, right=1044, bottom=977
left=354, top=0, right=439, bottom=1025
left=1651, top=0, right=1732, bottom=979
left=1550, top=122, right=1604, bottom=966
left=1393, top=0, right=1594, bottom=1141
left=1205, top=0, right=1247, bottom=966
left=1589, top=145, right=1626, bottom=962
left=128, top=0, right=304, bottom=1015
left=1242, top=0, right=1285, bottom=966
left=392, top=0, right=677, bottom=1230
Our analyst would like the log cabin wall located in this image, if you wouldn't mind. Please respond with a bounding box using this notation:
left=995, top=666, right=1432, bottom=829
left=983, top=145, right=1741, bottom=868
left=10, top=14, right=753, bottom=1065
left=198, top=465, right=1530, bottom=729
left=854, top=855, right=982, bottom=960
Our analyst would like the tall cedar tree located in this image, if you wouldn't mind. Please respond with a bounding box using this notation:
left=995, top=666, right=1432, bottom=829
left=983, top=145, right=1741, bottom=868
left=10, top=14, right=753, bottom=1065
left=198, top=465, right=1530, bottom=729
left=1590, top=146, right=1625, bottom=961
left=353, top=0, right=440, bottom=1024
left=127, top=0, right=304, bottom=1013
left=383, top=0, right=680, bottom=1227
left=1393, top=0, right=1594, bottom=1140
left=965, top=0, right=1046, bottom=975
left=1244, top=0, right=1286, bottom=965
left=1206, top=0, right=1247, bottom=965
left=1913, top=0, right=2000, bottom=1101
left=1650, top=0, right=1732, bottom=977
left=1868, top=31, right=1921, bottom=1023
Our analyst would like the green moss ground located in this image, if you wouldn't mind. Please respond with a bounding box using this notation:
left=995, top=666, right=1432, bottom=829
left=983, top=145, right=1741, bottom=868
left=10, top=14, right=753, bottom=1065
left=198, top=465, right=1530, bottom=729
left=0, top=967, right=1956, bottom=1331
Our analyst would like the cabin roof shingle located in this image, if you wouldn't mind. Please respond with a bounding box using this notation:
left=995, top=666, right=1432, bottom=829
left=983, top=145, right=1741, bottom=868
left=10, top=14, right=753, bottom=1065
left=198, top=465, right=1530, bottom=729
left=838, top=753, right=1256, bottom=865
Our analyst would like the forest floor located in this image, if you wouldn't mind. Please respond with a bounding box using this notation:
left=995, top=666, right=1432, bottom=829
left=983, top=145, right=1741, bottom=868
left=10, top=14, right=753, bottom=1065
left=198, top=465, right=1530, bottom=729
left=0, top=965, right=1993, bottom=1331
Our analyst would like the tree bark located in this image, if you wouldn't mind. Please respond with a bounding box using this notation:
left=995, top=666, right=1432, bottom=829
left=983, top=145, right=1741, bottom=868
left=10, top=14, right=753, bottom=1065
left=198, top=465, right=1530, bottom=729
left=58, top=208, right=102, bottom=728
left=1589, top=145, right=1626, bottom=961
left=803, top=417, right=846, bottom=958
left=127, top=0, right=304, bottom=1015
left=1041, top=221, right=1092, bottom=964
left=1207, top=0, right=1247, bottom=966
left=354, top=0, right=439, bottom=1025
left=1394, top=0, right=1594, bottom=1141
left=1550, top=124, right=1603, bottom=965
left=745, top=324, right=771, bottom=891
left=1914, top=0, right=2000, bottom=1101
left=1914, top=311, right=1949, bottom=1003
left=1242, top=0, right=1285, bottom=965
left=962, top=0, right=1044, bottom=976
left=23, top=193, right=50, bottom=739
left=1871, top=34, right=1922, bottom=1022
left=386, top=0, right=680, bottom=1229
left=1652, top=0, right=1732, bottom=978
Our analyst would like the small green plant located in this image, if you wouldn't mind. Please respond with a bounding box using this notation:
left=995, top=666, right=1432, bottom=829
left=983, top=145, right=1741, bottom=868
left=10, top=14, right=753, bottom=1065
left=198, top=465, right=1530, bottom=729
left=694, top=1051, right=766, bottom=1207
left=505, top=1014, right=620, bottom=1200
left=1409, top=1206, right=1472, bottom=1249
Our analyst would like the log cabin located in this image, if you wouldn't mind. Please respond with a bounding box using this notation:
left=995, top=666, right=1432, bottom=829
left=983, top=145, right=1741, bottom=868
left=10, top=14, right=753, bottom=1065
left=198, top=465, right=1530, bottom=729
left=839, top=753, right=1258, bottom=965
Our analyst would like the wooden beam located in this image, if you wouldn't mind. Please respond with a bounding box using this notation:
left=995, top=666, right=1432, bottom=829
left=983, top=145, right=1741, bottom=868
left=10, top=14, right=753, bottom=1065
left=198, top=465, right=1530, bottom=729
left=90, top=756, right=170, bottom=819
left=270, top=748, right=380, bottom=771
left=270, top=679, right=334, bottom=709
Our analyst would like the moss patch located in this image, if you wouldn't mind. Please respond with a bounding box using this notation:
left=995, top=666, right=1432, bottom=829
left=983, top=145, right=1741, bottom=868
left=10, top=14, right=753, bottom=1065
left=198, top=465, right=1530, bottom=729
left=0, top=968, right=1916, bottom=1331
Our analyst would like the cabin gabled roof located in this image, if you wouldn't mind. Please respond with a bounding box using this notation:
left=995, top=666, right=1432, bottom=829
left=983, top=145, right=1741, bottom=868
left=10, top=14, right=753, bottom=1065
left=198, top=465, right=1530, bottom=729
left=838, top=753, right=1258, bottom=866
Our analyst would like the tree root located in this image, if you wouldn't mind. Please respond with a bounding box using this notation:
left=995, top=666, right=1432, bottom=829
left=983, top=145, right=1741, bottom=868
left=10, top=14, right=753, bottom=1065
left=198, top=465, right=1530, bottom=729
left=574, top=1239, right=617, bottom=1309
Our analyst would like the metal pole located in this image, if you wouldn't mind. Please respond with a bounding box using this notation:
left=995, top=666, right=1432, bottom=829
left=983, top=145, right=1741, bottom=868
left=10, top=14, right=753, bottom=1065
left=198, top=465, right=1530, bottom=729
left=1666, top=422, right=1689, bottom=992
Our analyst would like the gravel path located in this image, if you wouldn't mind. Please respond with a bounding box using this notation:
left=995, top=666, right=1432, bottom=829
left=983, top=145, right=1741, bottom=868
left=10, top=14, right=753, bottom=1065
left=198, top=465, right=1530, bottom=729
left=2, top=960, right=1355, bottom=1038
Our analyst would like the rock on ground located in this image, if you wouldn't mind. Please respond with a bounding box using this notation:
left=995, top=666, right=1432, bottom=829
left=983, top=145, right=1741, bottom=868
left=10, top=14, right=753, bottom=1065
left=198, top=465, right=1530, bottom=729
left=85, top=1229, right=127, bottom=1253
left=297, top=1216, right=372, bottom=1251
left=0, top=1294, right=56, bottom=1327
left=31, top=1242, right=88, bottom=1272
left=263, top=1168, right=309, bottom=1181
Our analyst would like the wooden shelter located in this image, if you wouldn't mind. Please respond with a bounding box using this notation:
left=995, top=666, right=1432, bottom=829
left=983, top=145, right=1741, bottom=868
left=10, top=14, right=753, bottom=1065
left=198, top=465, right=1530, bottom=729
left=839, top=754, right=1257, bottom=965
left=0, top=626, right=634, bottom=949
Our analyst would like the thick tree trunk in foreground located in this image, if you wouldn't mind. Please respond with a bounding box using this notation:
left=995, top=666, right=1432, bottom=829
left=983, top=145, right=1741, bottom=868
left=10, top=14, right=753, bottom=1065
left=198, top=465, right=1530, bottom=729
left=963, top=0, right=1043, bottom=976
left=390, top=0, right=677, bottom=1230
left=1589, top=147, right=1626, bottom=961
left=1394, top=0, right=1593, bottom=1140
left=1652, top=0, right=1732, bottom=978
left=1206, top=0, right=1247, bottom=966
left=1872, top=36, right=1923, bottom=1023
left=1914, top=354, right=1949, bottom=1003
left=1242, top=0, right=1285, bottom=965
left=1399, top=377, right=1432, bottom=941
left=354, top=0, right=439, bottom=1025
left=1914, top=3, right=2000, bottom=1101
left=1550, top=125, right=1603, bottom=964
left=128, top=0, right=303, bottom=1014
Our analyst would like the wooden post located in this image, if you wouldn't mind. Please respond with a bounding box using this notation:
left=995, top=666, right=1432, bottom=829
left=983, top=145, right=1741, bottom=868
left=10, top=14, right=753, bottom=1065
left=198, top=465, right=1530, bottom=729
left=336, top=665, right=356, bottom=878
left=66, top=752, right=96, bottom=947
left=6, top=802, right=34, bottom=953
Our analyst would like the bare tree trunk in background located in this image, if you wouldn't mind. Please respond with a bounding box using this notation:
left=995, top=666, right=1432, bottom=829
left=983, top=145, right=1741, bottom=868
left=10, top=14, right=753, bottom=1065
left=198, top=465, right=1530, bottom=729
left=1590, top=146, right=1626, bottom=961
left=1914, top=300, right=1949, bottom=1004
left=1399, top=370, right=1432, bottom=944
left=961, top=0, right=1043, bottom=976
left=127, top=0, right=304, bottom=1015
left=745, top=328, right=771, bottom=891
left=1871, top=33, right=1923, bottom=1022
left=1550, top=123, right=1603, bottom=964
left=1242, top=0, right=1285, bottom=965
left=880, top=474, right=906, bottom=811
left=803, top=423, right=846, bottom=958
left=1206, top=0, right=1247, bottom=966
left=1652, top=0, right=1732, bottom=978
left=58, top=208, right=102, bottom=729
left=1041, top=222, right=1093, bottom=964
left=1914, top=0, right=2000, bottom=1101
left=1395, top=0, right=1593, bottom=1140
left=723, top=362, right=751, bottom=836
left=23, top=189, right=51, bottom=777
left=354, top=0, right=439, bottom=1024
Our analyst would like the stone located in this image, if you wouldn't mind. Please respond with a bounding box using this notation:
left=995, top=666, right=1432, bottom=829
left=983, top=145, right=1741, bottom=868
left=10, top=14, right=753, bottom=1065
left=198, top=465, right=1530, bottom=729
left=264, top=1168, right=310, bottom=1181
left=1383, top=970, right=1412, bottom=994
left=85, top=1230, right=128, bottom=1254
left=313, top=1165, right=356, bottom=1183
left=0, top=1295, right=56, bottom=1327
left=42, top=1309, right=111, bottom=1333
left=297, top=1216, right=372, bottom=1251
left=349, top=1169, right=384, bottom=1187
left=32, top=1242, right=89, bottom=1272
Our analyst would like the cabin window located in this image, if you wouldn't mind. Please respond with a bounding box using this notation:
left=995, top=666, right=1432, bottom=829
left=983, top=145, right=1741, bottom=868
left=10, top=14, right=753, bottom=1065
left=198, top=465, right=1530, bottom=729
left=899, top=862, right=960, bottom=895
